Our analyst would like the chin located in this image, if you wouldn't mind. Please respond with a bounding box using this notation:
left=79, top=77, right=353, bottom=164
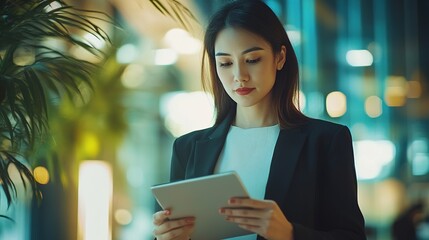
left=235, top=101, right=258, bottom=108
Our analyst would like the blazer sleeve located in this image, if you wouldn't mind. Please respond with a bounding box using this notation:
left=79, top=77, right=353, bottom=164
left=292, top=126, right=366, bottom=240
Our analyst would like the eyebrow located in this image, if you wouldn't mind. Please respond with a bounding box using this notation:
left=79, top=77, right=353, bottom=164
left=215, top=46, right=264, bottom=56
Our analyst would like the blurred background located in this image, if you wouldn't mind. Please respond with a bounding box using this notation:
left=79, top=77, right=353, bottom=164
left=1, top=0, right=428, bottom=239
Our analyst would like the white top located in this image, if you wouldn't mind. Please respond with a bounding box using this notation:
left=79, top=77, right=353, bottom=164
left=214, top=124, right=280, bottom=240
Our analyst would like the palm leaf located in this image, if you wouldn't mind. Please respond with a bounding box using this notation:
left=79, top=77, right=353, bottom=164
left=0, top=0, right=115, bottom=206
left=0, top=152, right=16, bottom=204
left=148, top=0, right=198, bottom=31
left=150, top=0, right=171, bottom=16
left=0, top=151, right=41, bottom=202
left=0, top=214, right=15, bottom=222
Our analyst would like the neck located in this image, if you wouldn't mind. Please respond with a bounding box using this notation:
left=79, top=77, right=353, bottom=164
left=234, top=104, right=278, bottom=128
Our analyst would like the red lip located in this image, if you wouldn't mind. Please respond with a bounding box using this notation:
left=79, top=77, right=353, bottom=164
left=235, top=87, right=255, bottom=95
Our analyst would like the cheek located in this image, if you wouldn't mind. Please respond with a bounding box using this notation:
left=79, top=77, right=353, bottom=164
left=216, top=69, right=233, bottom=85
left=257, top=63, right=277, bottom=81
left=219, top=78, right=231, bottom=93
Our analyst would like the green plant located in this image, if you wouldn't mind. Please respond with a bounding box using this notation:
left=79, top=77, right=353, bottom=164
left=0, top=0, right=111, bottom=207
left=0, top=0, right=196, bottom=218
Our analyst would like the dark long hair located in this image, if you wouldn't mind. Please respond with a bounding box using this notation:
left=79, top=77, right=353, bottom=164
left=201, top=0, right=307, bottom=128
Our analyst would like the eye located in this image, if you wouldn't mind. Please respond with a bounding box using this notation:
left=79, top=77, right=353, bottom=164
left=246, top=57, right=261, bottom=64
left=219, top=62, right=232, bottom=68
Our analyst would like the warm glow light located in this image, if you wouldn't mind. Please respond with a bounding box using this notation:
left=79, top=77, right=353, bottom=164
left=326, top=91, right=347, bottom=118
left=160, top=91, right=215, bottom=137
left=33, top=166, right=49, bottom=185
left=80, top=132, right=100, bottom=158
left=70, top=45, right=101, bottom=63
left=163, top=28, right=202, bottom=55
left=154, top=49, right=178, bottom=65
left=114, top=209, right=133, bottom=225
left=365, top=96, right=383, bottom=118
left=13, top=46, right=35, bottom=66
left=358, top=179, right=405, bottom=224
left=384, top=76, right=407, bottom=107
left=78, top=161, right=113, bottom=240
left=346, top=49, right=373, bottom=67
left=354, top=140, right=396, bottom=180
left=407, top=80, right=422, bottom=98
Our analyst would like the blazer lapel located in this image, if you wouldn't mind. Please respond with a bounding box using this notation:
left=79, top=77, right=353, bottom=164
left=264, top=126, right=307, bottom=204
left=192, top=138, right=224, bottom=178
left=188, top=113, right=234, bottom=178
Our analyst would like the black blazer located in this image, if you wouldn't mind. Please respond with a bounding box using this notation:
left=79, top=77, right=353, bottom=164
left=169, top=113, right=366, bottom=240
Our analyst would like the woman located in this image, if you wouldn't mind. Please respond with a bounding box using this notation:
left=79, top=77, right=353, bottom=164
left=153, top=0, right=366, bottom=239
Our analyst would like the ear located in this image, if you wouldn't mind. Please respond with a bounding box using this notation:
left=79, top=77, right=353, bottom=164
left=276, top=45, right=286, bottom=70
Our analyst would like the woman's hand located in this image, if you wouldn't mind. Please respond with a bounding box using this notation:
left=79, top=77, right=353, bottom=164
left=219, top=198, right=294, bottom=240
left=152, top=210, right=195, bottom=240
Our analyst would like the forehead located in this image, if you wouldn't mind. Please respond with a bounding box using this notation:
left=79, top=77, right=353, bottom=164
left=214, top=27, right=271, bottom=53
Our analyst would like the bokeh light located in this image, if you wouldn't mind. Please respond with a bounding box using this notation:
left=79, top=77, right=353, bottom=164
left=326, top=91, right=347, bottom=118
left=78, top=161, right=113, bottom=240
left=346, top=49, right=374, bottom=67
left=114, top=209, right=133, bottom=225
left=33, top=166, right=50, bottom=185
left=163, top=28, right=202, bottom=55
left=354, top=140, right=396, bottom=180
left=365, top=96, right=383, bottom=118
left=160, top=91, right=215, bottom=137
left=154, top=49, right=178, bottom=65
left=384, top=76, right=407, bottom=107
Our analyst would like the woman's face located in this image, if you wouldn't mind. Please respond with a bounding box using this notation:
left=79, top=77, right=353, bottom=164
left=214, top=27, right=285, bottom=109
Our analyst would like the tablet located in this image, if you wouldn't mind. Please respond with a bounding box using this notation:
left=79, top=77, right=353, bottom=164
left=151, top=171, right=252, bottom=240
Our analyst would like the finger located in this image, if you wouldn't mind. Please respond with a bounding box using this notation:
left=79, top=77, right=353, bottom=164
left=226, top=216, right=262, bottom=227
left=157, top=224, right=194, bottom=240
left=153, top=217, right=195, bottom=235
left=219, top=207, right=272, bottom=218
left=228, top=198, right=275, bottom=209
left=153, top=210, right=171, bottom=225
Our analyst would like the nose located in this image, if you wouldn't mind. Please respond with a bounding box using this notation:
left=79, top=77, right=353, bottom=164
left=233, top=63, right=249, bottom=82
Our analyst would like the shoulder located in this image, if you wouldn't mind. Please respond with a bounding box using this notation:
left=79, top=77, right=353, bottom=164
left=302, top=117, right=349, bottom=132
left=297, top=117, right=352, bottom=142
left=296, top=118, right=355, bottom=166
